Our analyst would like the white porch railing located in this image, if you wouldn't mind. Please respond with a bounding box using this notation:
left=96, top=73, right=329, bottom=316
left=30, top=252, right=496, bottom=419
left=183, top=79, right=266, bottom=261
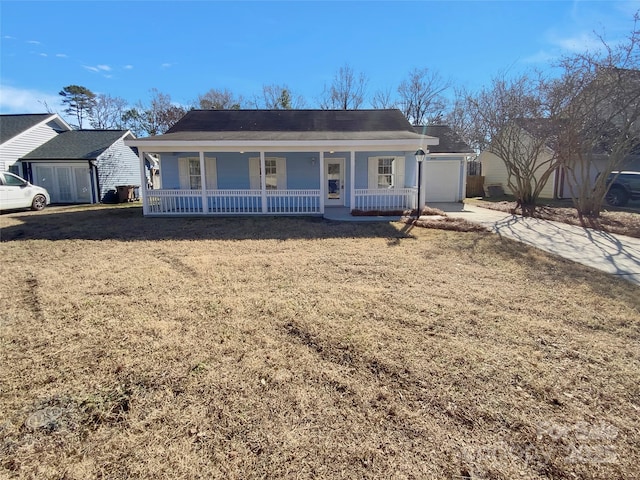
left=146, top=189, right=204, bottom=214
left=353, top=188, right=417, bottom=211
left=145, top=188, right=413, bottom=215
left=208, top=189, right=262, bottom=214
left=266, top=189, right=320, bottom=214
left=144, top=189, right=321, bottom=215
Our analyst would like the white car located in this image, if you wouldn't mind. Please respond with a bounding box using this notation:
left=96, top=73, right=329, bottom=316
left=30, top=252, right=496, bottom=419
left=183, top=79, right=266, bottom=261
left=0, top=171, right=50, bottom=211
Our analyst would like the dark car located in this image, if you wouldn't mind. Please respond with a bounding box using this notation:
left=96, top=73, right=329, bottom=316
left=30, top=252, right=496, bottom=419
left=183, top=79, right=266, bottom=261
left=605, top=171, right=640, bottom=207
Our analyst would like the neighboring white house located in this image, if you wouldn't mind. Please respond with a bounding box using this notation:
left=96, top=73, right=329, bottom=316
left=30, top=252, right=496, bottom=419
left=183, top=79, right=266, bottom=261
left=480, top=122, right=640, bottom=199
left=0, top=114, right=71, bottom=173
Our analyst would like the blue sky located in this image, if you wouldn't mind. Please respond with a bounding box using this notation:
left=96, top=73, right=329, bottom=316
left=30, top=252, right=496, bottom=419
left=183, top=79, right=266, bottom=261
left=1, top=0, right=638, bottom=118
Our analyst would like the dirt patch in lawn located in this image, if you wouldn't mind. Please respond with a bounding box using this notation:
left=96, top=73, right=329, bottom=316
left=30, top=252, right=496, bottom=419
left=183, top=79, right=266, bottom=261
left=469, top=198, right=640, bottom=239
left=1, top=206, right=639, bottom=479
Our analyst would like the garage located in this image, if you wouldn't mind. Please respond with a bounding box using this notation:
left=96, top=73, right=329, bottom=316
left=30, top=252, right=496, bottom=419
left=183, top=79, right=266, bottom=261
left=31, top=162, right=93, bottom=203
left=414, top=125, right=475, bottom=204
left=423, top=158, right=466, bottom=202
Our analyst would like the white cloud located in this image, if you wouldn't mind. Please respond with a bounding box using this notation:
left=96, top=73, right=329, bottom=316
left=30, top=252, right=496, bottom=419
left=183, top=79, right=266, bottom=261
left=522, top=50, right=558, bottom=64
left=0, top=85, right=62, bottom=114
left=548, top=31, right=609, bottom=53
left=83, top=64, right=113, bottom=75
left=27, top=40, right=41, bottom=45
left=56, top=53, right=68, bottom=58
left=3, top=35, right=16, bottom=40
left=161, top=63, right=173, bottom=68
left=123, top=64, right=134, bottom=70
left=39, top=53, right=48, bottom=57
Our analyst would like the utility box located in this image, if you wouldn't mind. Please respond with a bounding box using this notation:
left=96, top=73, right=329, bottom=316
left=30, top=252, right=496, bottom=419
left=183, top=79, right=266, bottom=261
left=116, top=185, right=137, bottom=203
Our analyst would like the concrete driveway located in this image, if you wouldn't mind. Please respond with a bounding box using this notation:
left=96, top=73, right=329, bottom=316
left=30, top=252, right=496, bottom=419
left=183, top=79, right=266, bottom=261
left=434, top=202, right=640, bottom=286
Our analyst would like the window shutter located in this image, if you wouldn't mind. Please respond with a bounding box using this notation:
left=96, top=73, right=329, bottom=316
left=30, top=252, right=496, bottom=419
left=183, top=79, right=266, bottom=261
left=178, top=158, right=189, bottom=189
left=249, top=157, right=261, bottom=189
left=394, top=157, right=405, bottom=188
left=368, top=157, right=377, bottom=189
left=205, top=157, right=217, bottom=189
left=276, top=157, right=287, bottom=189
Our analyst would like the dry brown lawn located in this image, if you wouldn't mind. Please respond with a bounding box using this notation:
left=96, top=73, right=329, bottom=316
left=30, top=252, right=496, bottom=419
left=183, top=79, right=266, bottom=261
left=1, top=205, right=639, bottom=479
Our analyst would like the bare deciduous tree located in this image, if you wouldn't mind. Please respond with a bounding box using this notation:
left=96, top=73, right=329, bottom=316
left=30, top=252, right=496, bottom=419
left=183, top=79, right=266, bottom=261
left=196, top=88, right=244, bottom=110
left=443, top=87, right=486, bottom=152
left=319, top=64, right=368, bottom=110
left=548, top=15, right=640, bottom=217
left=371, top=87, right=397, bottom=109
left=130, top=89, right=187, bottom=136
left=397, top=68, right=450, bottom=125
left=253, top=84, right=306, bottom=109
left=469, top=74, right=557, bottom=216
left=89, top=94, right=129, bottom=130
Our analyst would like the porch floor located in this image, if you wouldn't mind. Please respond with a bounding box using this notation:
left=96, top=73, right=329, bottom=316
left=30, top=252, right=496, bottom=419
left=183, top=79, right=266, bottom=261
left=323, top=207, right=403, bottom=222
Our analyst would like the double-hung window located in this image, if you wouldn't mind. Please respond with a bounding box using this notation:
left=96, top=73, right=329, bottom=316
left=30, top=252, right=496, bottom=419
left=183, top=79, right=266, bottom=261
left=264, top=158, right=277, bottom=190
left=377, top=158, right=394, bottom=188
left=178, top=157, right=217, bottom=189
left=250, top=157, right=287, bottom=190
left=368, top=156, right=405, bottom=189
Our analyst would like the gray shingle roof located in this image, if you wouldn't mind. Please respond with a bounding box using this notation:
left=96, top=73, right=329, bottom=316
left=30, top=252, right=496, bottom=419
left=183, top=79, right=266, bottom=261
left=0, top=114, right=55, bottom=144
left=21, top=130, right=131, bottom=160
left=166, top=109, right=417, bottom=134
left=413, top=125, right=475, bottom=153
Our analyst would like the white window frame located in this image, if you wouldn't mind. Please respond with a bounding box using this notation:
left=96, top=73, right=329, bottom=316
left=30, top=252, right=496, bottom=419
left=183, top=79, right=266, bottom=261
left=250, top=157, right=287, bottom=190
left=367, top=156, right=405, bottom=189
left=377, top=157, right=394, bottom=188
left=179, top=156, right=217, bottom=190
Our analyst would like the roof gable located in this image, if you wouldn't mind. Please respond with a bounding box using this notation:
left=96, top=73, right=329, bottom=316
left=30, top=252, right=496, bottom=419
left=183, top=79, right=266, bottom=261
left=21, top=130, right=132, bottom=160
left=0, top=113, right=70, bottom=144
left=414, top=125, right=475, bottom=153
left=167, top=109, right=416, bottom=134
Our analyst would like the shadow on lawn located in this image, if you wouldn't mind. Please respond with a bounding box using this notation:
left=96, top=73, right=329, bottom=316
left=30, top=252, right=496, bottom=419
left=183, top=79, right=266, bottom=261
left=0, top=205, right=418, bottom=242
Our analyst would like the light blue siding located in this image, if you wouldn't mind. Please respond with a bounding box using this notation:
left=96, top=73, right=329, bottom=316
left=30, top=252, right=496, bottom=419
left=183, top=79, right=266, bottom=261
left=157, top=150, right=418, bottom=211
left=217, top=153, right=254, bottom=189
left=161, top=151, right=323, bottom=190
left=354, top=151, right=416, bottom=189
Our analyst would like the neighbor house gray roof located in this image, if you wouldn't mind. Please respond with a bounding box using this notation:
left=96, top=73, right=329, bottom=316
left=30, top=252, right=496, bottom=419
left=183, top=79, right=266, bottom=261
left=0, top=114, right=57, bottom=144
left=413, top=125, right=475, bottom=153
left=21, top=130, right=132, bottom=160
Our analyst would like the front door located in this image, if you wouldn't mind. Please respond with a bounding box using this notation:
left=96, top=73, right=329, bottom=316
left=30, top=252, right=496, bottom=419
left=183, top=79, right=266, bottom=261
left=325, top=158, right=345, bottom=206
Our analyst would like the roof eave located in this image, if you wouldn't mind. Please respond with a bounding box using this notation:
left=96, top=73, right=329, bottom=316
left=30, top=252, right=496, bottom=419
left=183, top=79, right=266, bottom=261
left=125, top=137, right=439, bottom=153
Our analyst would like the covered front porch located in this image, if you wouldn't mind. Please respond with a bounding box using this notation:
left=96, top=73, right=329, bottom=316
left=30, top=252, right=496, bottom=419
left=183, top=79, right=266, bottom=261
left=136, top=149, right=421, bottom=216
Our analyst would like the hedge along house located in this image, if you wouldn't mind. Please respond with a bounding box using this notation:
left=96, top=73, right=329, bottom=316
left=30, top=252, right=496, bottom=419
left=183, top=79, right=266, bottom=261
left=125, top=109, right=439, bottom=216
left=21, top=130, right=140, bottom=204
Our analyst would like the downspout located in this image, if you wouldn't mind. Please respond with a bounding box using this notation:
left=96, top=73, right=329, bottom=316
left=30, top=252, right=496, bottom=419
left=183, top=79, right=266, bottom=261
left=24, top=162, right=33, bottom=182
left=90, top=160, right=100, bottom=203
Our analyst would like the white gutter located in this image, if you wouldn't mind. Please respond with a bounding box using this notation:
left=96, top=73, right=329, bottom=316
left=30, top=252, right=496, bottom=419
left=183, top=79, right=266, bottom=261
left=125, top=138, right=439, bottom=153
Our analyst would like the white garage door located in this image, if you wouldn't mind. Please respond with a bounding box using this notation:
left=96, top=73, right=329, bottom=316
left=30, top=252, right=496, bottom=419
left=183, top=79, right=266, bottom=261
left=423, top=160, right=462, bottom=202
left=32, top=164, right=92, bottom=203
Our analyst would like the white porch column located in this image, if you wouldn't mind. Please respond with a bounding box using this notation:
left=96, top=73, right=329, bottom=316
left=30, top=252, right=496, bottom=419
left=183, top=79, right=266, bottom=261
left=199, top=151, right=207, bottom=213
left=260, top=151, right=267, bottom=213
left=319, top=151, right=325, bottom=213
left=138, top=150, right=148, bottom=215
left=350, top=150, right=355, bottom=211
